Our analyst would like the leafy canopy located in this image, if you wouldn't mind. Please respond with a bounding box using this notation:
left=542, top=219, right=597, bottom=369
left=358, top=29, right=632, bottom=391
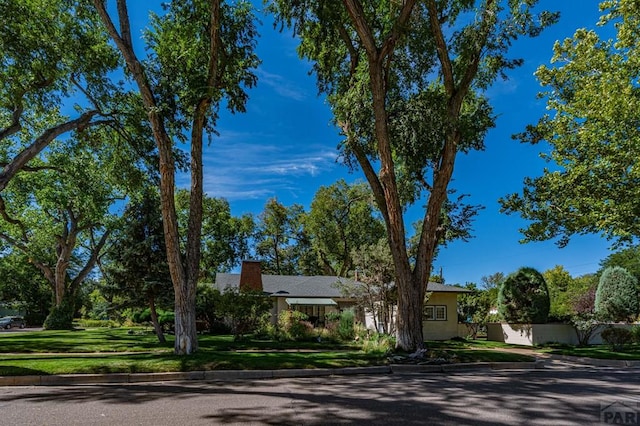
left=500, top=0, right=640, bottom=246
left=498, top=267, right=550, bottom=324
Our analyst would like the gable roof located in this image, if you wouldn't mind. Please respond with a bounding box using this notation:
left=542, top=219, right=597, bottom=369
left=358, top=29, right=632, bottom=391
left=426, top=282, right=472, bottom=293
left=214, top=273, right=471, bottom=297
left=214, top=273, right=349, bottom=298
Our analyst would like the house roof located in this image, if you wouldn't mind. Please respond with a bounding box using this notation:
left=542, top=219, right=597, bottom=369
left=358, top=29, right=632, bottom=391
left=426, top=282, right=472, bottom=293
left=214, top=273, right=349, bottom=298
left=214, top=273, right=471, bottom=297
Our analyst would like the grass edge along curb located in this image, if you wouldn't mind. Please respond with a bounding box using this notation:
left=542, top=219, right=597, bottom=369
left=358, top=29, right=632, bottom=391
left=0, top=361, right=549, bottom=387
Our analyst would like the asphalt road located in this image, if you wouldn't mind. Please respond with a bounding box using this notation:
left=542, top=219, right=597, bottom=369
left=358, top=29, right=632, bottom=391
left=1, top=368, right=639, bottom=425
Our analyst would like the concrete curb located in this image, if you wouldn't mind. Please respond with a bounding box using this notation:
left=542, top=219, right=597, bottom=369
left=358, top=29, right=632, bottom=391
left=0, top=361, right=551, bottom=387
left=547, top=354, right=640, bottom=368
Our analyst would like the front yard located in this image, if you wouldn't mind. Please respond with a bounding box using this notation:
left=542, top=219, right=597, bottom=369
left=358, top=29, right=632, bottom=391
left=0, top=328, right=535, bottom=376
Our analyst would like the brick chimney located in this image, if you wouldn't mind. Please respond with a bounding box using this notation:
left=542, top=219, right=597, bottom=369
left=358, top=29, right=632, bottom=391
left=239, top=260, right=263, bottom=292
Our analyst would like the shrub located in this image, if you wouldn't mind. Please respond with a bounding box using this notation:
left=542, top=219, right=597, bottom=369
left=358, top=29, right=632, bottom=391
left=570, top=314, right=599, bottom=347
left=631, top=325, right=640, bottom=344
left=498, top=267, right=550, bottom=324
left=338, top=309, right=356, bottom=340
left=361, top=333, right=395, bottom=354
left=595, top=267, right=639, bottom=322
left=75, top=319, right=120, bottom=328
left=277, top=310, right=314, bottom=341
left=600, top=327, right=633, bottom=351
left=43, top=300, right=75, bottom=330
left=215, top=288, right=273, bottom=340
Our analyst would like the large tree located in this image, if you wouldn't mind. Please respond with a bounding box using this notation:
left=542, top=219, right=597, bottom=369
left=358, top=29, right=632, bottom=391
left=0, top=138, right=127, bottom=328
left=254, top=198, right=310, bottom=275
left=305, top=179, right=385, bottom=277
left=269, top=0, right=557, bottom=350
left=0, top=0, right=118, bottom=192
left=500, top=0, right=640, bottom=246
left=94, top=0, right=259, bottom=354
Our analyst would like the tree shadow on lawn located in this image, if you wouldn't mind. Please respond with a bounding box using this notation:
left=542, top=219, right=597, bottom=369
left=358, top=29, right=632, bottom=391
left=0, top=370, right=637, bottom=425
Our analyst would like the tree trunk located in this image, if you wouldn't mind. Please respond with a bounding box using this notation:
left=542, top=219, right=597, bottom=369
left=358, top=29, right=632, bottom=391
left=148, top=295, right=166, bottom=344
left=395, top=273, right=426, bottom=350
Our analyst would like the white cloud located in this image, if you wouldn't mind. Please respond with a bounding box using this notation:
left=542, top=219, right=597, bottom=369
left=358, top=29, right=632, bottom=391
left=192, top=138, right=339, bottom=202
left=257, top=68, right=308, bottom=101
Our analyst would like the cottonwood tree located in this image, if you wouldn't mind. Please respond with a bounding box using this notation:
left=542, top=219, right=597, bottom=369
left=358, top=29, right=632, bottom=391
left=269, top=0, right=557, bottom=350
left=305, top=179, right=385, bottom=277
left=501, top=0, right=640, bottom=246
left=254, top=198, right=312, bottom=275
left=0, top=0, right=119, bottom=192
left=94, top=0, right=259, bottom=354
left=0, top=138, right=128, bottom=328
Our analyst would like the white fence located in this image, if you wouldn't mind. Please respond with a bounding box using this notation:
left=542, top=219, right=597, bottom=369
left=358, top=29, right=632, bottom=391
left=487, top=322, right=636, bottom=346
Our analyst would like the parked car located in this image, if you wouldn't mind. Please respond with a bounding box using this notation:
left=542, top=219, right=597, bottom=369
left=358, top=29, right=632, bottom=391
left=0, top=316, right=25, bottom=329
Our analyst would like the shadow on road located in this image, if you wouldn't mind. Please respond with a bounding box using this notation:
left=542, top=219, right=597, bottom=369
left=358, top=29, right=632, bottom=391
left=0, top=369, right=637, bottom=425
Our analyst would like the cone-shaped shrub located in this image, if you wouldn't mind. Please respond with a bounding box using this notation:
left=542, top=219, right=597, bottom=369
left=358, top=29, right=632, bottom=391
left=498, top=267, right=550, bottom=323
left=595, top=266, right=639, bottom=322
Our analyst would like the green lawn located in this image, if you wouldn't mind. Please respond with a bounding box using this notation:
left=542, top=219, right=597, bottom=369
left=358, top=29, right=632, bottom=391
left=539, top=343, right=640, bottom=360
left=0, top=328, right=536, bottom=376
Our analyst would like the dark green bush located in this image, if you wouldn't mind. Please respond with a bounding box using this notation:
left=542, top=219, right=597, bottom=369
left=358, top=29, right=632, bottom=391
left=43, top=300, right=75, bottom=330
left=600, top=327, right=633, bottom=351
left=338, top=309, right=356, bottom=340
left=631, top=325, right=640, bottom=344
left=595, top=267, right=639, bottom=322
left=498, top=267, right=550, bottom=324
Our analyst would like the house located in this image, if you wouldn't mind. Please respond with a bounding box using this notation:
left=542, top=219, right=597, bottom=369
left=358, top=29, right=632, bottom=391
left=214, top=260, right=357, bottom=326
left=214, top=260, right=471, bottom=340
left=423, top=282, right=472, bottom=340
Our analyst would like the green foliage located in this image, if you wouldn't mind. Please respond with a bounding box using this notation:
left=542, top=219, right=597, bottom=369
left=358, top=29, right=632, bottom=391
left=340, top=239, right=396, bottom=334
left=175, top=191, right=254, bottom=281
left=43, top=299, right=75, bottom=330
left=498, top=267, right=550, bottom=324
left=595, top=266, right=639, bottom=322
left=500, top=1, right=640, bottom=246
left=600, top=327, right=633, bottom=352
left=269, top=0, right=558, bottom=352
left=305, top=179, right=385, bottom=277
left=543, top=265, right=575, bottom=319
left=75, top=319, right=120, bottom=328
left=0, top=251, right=50, bottom=325
left=361, top=333, right=395, bottom=355
left=216, top=288, right=273, bottom=340
left=338, top=309, right=356, bottom=341
left=277, top=310, right=314, bottom=341
left=254, top=198, right=316, bottom=275
left=570, top=314, right=600, bottom=347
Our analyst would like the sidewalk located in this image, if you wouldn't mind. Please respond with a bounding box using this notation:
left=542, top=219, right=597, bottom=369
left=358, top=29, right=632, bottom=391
left=483, top=346, right=640, bottom=369
left=0, top=360, right=542, bottom=387
left=1, top=347, right=637, bottom=387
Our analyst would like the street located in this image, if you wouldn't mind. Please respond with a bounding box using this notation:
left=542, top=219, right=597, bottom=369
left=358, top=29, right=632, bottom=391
left=0, top=368, right=638, bottom=425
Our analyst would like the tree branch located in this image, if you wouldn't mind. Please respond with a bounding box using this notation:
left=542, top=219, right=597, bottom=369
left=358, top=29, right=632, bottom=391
left=0, top=110, right=100, bottom=192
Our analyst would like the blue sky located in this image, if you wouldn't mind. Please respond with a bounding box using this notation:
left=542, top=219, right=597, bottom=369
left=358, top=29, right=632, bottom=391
left=165, top=1, right=615, bottom=284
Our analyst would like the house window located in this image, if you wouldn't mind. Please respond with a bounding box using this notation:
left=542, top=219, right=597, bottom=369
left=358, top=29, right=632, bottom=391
left=424, top=305, right=446, bottom=321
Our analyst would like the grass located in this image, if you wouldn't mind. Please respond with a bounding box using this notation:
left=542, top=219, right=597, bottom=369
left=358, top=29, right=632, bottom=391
left=539, top=342, right=640, bottom=360
left=0, top=328, right=535, bottom=376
